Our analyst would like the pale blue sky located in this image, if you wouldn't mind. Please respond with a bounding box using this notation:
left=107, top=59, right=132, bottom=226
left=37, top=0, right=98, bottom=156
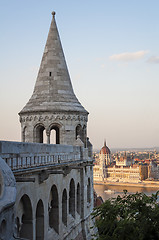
left=1, top=0, right=159, bottom=149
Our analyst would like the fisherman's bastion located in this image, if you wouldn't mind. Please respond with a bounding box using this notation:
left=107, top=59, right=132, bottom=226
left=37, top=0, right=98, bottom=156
left=0, top=12, right=95, bottom=240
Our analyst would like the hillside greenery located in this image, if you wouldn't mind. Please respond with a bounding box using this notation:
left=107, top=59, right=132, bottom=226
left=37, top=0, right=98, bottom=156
left=92, top=190, right=159, bottom=240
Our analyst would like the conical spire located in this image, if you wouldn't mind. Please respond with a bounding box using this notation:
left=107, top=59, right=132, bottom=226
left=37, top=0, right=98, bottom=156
left=20, top=12, right=87, bottom=114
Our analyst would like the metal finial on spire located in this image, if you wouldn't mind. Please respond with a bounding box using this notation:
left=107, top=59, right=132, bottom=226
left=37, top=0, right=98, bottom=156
left=104, top=139, right=106, bottom=147
left=52, top=11, right=56, bottom=17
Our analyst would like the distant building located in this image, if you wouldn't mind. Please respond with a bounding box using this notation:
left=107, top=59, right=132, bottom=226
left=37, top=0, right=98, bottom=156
left=116, top=152, right=134, bottom=166
left=94, top=141, right=111, bottom=181
left=139, top=163, right=149, bottom=181
left=93, top=144, right=149, bottom=183
left=99, top=140, right=111, bottom=166
left=106, top=164, right=140, bottom=181
left=148, top=161, right=159, bottom=180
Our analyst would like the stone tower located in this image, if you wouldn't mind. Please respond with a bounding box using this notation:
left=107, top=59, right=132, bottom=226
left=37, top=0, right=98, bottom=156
left=19, top=12, right=88, bottom=146
left=1, top=12, right=95, bottom=240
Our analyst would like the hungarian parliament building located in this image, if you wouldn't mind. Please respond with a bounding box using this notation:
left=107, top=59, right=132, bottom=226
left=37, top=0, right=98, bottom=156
left=93, top=141, right=158, bottom=183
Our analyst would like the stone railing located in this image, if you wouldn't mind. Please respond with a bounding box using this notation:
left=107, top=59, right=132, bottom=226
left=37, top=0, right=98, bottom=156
left=0, top=141, right=86, bottom=172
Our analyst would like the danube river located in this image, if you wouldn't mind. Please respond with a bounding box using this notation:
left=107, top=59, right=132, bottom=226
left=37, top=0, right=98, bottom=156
left=94, top=184, right=159, bottom=201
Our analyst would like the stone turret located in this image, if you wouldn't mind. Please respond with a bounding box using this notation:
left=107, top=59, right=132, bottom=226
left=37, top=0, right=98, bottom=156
left=19, top=12, right=88, bottom=146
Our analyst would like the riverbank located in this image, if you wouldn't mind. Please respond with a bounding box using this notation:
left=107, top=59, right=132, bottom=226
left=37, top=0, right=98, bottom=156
left=94, top=180, right=159, bottom=188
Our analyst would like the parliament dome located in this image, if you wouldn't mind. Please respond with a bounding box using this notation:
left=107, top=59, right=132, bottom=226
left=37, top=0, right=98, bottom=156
left=100, top=140, right=111, bottom=154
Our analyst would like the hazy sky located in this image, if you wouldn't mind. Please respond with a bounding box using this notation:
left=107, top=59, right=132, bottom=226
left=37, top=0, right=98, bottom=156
left=1, top=0, right=159, bottom=149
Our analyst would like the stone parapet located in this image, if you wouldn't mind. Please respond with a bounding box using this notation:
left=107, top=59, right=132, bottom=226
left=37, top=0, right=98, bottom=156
left=0, top=141, right=91, bottom=172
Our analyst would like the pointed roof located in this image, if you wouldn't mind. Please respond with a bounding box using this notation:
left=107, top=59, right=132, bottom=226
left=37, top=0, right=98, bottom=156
left=19, top=12, right=88, bottom=115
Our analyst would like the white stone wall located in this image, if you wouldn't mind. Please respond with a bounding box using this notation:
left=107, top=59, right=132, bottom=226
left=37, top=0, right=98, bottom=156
left=0, top=141, right=94, bottom=240
left=14, top=167, right=93, bottom=239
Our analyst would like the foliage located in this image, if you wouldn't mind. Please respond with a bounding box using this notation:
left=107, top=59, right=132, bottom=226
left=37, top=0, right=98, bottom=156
left=92, top=190, right=159, bottom=240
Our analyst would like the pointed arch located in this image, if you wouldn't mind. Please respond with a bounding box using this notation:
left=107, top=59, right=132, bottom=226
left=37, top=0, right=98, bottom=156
left=62, top=189, right=67, bottom=226
left=49, top=185, right=59, bottom=233
left=69, top=178, right=75, bottom=218
left=36, top=199, right=44, bottom=240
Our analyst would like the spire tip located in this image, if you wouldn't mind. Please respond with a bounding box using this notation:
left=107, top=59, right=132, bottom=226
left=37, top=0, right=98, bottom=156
left=52, top=11, right=56, bottom=17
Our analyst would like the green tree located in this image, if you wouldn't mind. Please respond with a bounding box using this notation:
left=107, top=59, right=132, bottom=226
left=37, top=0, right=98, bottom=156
left=92, top=190, right=159, bottom=240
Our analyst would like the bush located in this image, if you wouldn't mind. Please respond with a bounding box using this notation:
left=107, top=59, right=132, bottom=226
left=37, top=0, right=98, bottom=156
left=92, top=190, right=159, bottom=240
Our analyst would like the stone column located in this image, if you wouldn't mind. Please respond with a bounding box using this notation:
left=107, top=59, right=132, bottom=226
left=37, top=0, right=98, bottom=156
left=46, top=131, right=50, bottom=144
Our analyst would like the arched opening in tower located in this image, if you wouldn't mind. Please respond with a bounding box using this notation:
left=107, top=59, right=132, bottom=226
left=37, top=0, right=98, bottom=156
left=69, top=178, right=75, bottom=218
left=50, top=125, right=60, bottom=144
left=36, top=199, right=44, bottom=240
left=34, top=124, right=46, bottom=143
left=62, top=189, right=67, bottom=226
left=16, top=194, right=33, bottom=239
left=49, top=185, right=59, bottom=233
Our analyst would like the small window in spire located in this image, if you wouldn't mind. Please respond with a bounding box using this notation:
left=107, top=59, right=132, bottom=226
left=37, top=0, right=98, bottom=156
left=49, top=72, right=52, bottom=77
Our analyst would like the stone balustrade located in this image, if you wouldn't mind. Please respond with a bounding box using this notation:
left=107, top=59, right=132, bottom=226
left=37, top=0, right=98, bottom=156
left=0, top=141, right=86, bottom=172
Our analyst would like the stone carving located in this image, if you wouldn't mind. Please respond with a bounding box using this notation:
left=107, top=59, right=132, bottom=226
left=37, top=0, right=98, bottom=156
left=21, top=113, right=88, bottom=123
